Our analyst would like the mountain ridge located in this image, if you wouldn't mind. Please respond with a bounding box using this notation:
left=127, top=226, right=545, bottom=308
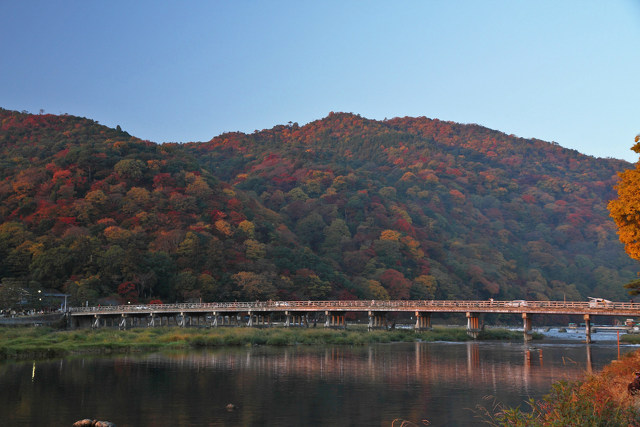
left=0, top=108, right=635, bottom=308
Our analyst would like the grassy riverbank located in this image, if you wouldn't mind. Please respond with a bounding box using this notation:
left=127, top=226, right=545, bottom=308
left=475, top=348, right=640, bottom=426
left=620, top=333, right=640, bottom=344
left=0, top=325, right=537, bottom=360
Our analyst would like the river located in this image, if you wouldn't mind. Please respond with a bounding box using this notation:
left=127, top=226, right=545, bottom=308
left=0, top=327, right=637, bottom=426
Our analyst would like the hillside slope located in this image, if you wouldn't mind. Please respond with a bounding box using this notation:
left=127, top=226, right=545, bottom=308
left=0, top=109, right=636, bottom=306
left=188, top=112, right=637, bottom=301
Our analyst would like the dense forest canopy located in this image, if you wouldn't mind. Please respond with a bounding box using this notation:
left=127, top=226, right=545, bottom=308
left=0, top=108, right=636, bottom=308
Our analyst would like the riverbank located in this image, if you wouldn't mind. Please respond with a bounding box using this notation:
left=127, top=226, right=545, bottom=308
left=621, top=333, right=640, bottom=344
left=0, top=325, right=539, bottom=360
left=476, top=346, right=640, bottom=426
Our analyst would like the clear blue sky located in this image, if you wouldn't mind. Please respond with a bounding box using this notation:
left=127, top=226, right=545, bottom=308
left=2, top=1, right=639, bottom=162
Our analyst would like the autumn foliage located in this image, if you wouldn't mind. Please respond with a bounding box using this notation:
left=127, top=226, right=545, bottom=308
left=0, top=108, right=636, bottom=306
left=608, top=135, right=640, bottom=260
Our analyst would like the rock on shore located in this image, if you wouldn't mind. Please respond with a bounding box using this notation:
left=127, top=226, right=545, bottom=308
left=73, top=419, right=116, bottom=427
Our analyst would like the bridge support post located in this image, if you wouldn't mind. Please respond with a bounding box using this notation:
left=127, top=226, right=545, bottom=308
left=522, top=313, right=532, bottom=342
left=331, top=314, right=345, bottom=328
left=584, top=314, right=592, bottom=343
left=466, top=312, right=480, bottom=339
left=415, top=312, right=431, bottom=331
left=379, top=314, right=387, bottom=329
left=247, top=311, right=253, bottom=327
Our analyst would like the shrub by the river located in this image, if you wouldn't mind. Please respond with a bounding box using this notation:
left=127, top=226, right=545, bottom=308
left=477, top=349, right=640, bottom=426
left=621, top=333, right=640, bottom=344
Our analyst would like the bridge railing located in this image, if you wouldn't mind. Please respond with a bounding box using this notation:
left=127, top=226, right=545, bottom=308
left=68, top=300, right=640, bottom=314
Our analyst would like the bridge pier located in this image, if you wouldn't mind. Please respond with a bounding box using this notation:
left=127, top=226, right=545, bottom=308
left=367, top=311, right=387, bottom=330
left=119, top=314, right=127, bottom=330
left=522, top=313, right=532, bottom=341
left=177, top=313, right=188, bottom=328
left=466, top=312, right=481, bottom=339
left=92, top=315, right=102, bottom=329
left=248, top=312, right=271, bottom=327
left=324, top=311, right=345, bottom=328
left=584, top=314, right=592, bottom=343
left=415, top=312, right=431, bottom=331
left=211, top=312, right=218, bottom=327
left=378, top=313, right=387, bottom=329
left=284, top=312, right=303, bottom=327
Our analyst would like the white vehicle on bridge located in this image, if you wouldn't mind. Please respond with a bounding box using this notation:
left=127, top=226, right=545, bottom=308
left=588, top=297, right=612, bottom=308
left=506, top=300, right=527, bottom=307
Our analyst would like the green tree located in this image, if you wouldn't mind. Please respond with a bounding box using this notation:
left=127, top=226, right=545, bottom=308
left=114, top=159, right=146, bottom=181
left=245, top=239, right=266, bottom=260
left=411, top=275, right=437, bottom=299
left=293, top=269, right=332, bottom=300
left=0, top=278, right=26, bottom=311
left=321, top=219, right=351, bottom=257
left=29, top=246, right=75, bottom=290
left=196, top=273, right=217, bottom=300
left=142, top=251, right=177, bottom=300
left=232, top=271, right=277, bottom=300
left=176, top=232, right=203, bottom=269
left=295, top=212, right=326, bottom=249
left=175, top=270, right=199, bottom=302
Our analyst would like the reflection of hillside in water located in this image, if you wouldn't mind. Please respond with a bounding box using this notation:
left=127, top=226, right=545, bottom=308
left=130, top=341, right=599, bottom=391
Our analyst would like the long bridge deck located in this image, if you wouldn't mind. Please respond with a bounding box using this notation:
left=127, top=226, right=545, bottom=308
left=69, top=299, right=640, bottom=316
left=69, top=299, right=640, bottom=343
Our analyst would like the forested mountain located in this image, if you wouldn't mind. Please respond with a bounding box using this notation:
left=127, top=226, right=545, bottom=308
left=0, top=108, right=636, bottom=307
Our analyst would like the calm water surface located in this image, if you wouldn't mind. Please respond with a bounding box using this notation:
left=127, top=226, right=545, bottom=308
left=1, top=329, right=636, bottom=427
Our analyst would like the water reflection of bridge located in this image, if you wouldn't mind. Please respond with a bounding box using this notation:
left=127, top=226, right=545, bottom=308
left=122, top=342, right=599, bottom=394
left=69, top=299, right=640, bottom=342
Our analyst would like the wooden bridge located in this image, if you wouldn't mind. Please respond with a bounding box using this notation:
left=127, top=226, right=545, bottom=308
left=68, top=299, right=640, bottom=342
